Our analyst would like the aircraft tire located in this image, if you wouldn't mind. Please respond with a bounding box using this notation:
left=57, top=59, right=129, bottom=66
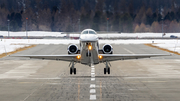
left=108, top=68, right=110, bottom=74
left=74, top=68, right=76, bottom=74
left=70, top=68, right=72, bottom=74
left=104, top=68, right=106, bottom=74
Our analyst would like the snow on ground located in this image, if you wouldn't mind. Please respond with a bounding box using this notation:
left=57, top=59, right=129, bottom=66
left=153, top=42, right=180, bottom=53
left=0, top=39, right=179, bottom=55
left=0, top=31, right=64, bottom=37
left=1, top=31, right=180, bottom=38
left=0, top=42, right=29, bottom=54
left=99, top=33, right=180, bottom=38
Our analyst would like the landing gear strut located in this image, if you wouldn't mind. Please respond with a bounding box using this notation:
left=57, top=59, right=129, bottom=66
left=69, top=61, right=76, bottom=74
left=104, top=61, right=111, bottom=74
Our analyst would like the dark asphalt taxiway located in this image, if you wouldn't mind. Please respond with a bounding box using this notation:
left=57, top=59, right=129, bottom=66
left=0, top=44, right=180, bottom=101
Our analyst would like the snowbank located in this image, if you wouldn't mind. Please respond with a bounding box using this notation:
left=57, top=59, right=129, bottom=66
left=0, top=39, right=179, bottom=55
left=1, top=31, right=180, bottom=38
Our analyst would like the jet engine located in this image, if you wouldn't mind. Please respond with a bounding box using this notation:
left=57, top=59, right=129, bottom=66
left=68, top=45, right=78, bottom=54
left=102, top=44, right=113, bottom=54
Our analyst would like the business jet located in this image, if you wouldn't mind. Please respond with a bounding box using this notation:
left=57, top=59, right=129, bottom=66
left=13, top=29, right=169, bottom=74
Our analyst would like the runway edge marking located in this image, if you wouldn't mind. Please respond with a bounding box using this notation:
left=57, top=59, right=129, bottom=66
left=0, top=45, right=36, bottom=58
left=145, top=44, right=180, bottom=55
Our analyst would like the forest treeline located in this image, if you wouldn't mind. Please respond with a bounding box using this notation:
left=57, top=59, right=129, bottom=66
left=1, top=0, right=180, bottom=32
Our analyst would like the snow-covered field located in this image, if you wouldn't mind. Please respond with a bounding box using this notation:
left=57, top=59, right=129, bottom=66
left=0, top=31, right=179, bottom=55
left=0, top=31, right=64, bottom=37
left=99, top=33, right=180, bottom=38
left=1, top=31, right=180, bottom=38
left=0, top=39, right=179, bottom=55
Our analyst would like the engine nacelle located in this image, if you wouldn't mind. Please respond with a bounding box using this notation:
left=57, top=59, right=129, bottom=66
left=68, top=45, right=78, bottom=54
left=102, top=44, right=113, bottom=54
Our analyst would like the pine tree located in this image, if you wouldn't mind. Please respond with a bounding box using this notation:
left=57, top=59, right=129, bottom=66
left=95, top=0, right=105, bottom=12
left=119, top=0, right=127, bottom=13
left=134, top=6, right=146, bottom=24
left=21, top=8, right=38, bottom=31
left=119, top=13, right=133, bottom=32
left=38, top=8, right=52, bottom=31
left=151, top=21, right=161, bottom=32
left=169, top=20, right=180, bottom=32
left=92, top=11, right=101, bottom=31
left=146, top=8, right=153, bottom=25
left=80, top=7, right=90, bottom=30
left=128, top=0, right=134, bottom=16
left=134, top=24, right=140, bottom=33
left=0, top=6, right=9, bottom=30
left=139, top=23, right=148, bottom=32
left=112, top=13, right=120, bottom=31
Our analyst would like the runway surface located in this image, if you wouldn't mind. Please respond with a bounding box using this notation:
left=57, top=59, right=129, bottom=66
left=0, top=44, right=180, bottom=101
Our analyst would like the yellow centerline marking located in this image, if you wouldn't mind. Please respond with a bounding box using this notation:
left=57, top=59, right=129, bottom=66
left=141, top=81, right=167, bottom=83
left=19, top=82, right=35, bottom=84
left=78, top=80, right=80, bottom=101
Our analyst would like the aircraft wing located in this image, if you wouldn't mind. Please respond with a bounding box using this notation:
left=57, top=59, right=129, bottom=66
left=99, top=54, right=171, bottom=62
left=11, top=54, right=81, bottom=62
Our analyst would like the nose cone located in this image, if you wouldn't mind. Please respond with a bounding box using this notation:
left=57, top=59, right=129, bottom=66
left=80, top=34, right=98, bottom=42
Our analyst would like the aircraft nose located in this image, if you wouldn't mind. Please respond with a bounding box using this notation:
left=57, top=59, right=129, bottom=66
left=80, top=34, right=98, bottom=41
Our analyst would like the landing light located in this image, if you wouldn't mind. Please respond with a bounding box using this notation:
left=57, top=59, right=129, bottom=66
left=99, top=55, right=103, bottom=59
left=77, top=55, right=81, bottom=59
left=88, top=45, right=92, bottom=50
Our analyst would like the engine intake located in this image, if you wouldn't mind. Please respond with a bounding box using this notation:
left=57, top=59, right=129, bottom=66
left=102, top=44, right=113, bottom=54
left=68, top=45, right=78, bottom=54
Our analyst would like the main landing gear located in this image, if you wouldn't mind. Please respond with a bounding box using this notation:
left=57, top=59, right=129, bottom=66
left=69, top=61, right=76, bottom=74
left=104, top=61, right=111, bottom=74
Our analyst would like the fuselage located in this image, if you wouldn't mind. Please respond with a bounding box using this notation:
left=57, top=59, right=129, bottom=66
left=79, top=29, right=99, bottom=66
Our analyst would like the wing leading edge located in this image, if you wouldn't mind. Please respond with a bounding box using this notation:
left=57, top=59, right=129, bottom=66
left=12, top=54, right=80, bottom=62
left=99, top=54, right=171, bottom=62
left=12, top=54, right=171, bottom=63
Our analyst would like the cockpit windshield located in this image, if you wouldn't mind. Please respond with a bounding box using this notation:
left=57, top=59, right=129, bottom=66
left=81, top=30, right=97, bottom=34
left=89, top=31, right=96, bottom=34
left=82, top=31, right=88, bottom=34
